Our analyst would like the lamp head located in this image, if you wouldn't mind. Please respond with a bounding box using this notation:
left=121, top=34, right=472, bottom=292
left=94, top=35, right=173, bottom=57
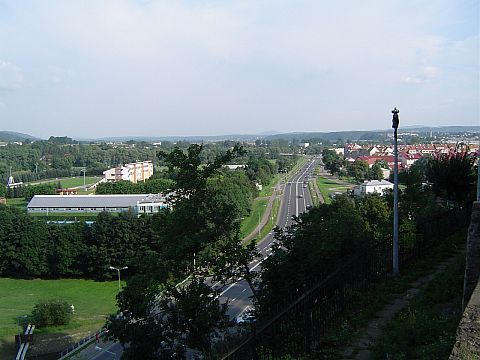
left=392, top=107, right=400, bottom=129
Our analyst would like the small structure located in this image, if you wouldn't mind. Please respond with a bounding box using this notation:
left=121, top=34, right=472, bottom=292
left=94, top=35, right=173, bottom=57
left=353, top=180, right=393, bottom=197
left=7, top=175, right=23, bottom=189
left=225, top=164, right=246, bottom=170
left=56, top=188, right=78, bottom=195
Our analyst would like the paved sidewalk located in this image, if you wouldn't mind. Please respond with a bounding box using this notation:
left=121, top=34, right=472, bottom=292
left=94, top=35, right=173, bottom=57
left=340, top=251, right=464, bottom=360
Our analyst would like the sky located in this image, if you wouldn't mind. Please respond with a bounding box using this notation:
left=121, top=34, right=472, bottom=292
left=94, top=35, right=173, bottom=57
left=0, top=0, right=478, bottom=139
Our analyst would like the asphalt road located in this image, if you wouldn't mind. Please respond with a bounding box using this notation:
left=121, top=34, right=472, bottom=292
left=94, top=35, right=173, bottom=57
left=218, top=157, right=317, bottom=321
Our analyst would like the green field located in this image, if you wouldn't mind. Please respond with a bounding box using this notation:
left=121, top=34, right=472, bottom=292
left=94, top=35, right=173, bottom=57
left=28, top=176, right=101, bottom=188
left=0, top=278, right=119, bottom=358
left=316, top=176, right=351, bottom=204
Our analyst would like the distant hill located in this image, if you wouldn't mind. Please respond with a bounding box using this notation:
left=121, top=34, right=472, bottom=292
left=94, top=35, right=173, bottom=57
left=3, top=125, right=478, bottom=144
left=264, top=126, right=480, bottom=142
left=0, top=131, right=40, bottom=142
left=92, top=134, right=261, bottom=143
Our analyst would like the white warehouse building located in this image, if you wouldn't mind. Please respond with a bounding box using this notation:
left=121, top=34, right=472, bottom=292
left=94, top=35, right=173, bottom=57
left=27, top=194, right=169, bottom=215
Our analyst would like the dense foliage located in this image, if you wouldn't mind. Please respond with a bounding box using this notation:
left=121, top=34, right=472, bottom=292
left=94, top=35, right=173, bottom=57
left=95, top=178, right=175, bottom=194
left=0, top=205, right=160, bottom=279
left=31, top=299, right=73, bottom=328
left=425, top=150, right=477, bottom=207
left=257, top=195, right=387, bottom=316
left=0, top=137, right=305, bottom=188
left=102, top=144, right=268, bottom=358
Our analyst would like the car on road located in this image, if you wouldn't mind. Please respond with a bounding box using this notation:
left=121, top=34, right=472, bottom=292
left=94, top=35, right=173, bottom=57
left=298, top=194, right=303, bottom=198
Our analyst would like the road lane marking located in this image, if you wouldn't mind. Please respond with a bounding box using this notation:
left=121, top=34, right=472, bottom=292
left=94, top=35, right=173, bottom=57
left=220, top=282, right=237, bottom=296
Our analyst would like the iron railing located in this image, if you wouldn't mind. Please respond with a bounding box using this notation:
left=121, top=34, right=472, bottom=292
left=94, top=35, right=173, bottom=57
left=221, top=209, right=467, bottom=359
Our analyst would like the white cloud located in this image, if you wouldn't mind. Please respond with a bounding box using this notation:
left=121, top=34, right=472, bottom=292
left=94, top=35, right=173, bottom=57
left=0, top=60, right=24, bottom=90
left=403, top=65, right=441, bottom=84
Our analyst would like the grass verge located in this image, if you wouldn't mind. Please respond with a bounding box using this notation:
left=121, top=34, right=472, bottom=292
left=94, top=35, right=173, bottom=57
left=319, top=228, right=467, bottom=359
left=372, top=254, right=464, bottom=359
left=240, top=199, right=269, bottom=239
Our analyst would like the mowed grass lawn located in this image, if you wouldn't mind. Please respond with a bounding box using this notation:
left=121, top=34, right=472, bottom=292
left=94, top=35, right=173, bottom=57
left=0, top=278, right=119, bottom=358
left=316, top=176, right=351, bottom=204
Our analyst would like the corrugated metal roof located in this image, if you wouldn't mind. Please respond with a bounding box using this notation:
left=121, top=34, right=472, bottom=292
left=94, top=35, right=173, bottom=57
left=27, top=194, right=163, bottom=208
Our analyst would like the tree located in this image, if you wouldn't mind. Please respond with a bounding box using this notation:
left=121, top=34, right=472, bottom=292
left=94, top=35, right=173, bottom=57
left=425, top=150, right=476, bottom=207
left=348, top=159, right=369, bottom=182
left=31, top=299, right=73, bottom=327
left=106, top=144, right=258, bottom=358
left=369, top=162, right=384, bottom=180
left=322, top=149, right=345, bottom=175
left=257, top=195, right=370, bottom=316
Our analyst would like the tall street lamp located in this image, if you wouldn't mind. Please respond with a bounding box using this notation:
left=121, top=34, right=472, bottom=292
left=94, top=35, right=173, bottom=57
left=109, top=266, right=128, bottom=291
left=392, top=107, right=400, bottom=276
left=81, top=168, right=86, bottom=191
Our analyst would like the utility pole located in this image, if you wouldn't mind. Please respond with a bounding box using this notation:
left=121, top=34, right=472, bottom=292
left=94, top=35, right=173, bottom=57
left=392, top=108, right=400, bottom=276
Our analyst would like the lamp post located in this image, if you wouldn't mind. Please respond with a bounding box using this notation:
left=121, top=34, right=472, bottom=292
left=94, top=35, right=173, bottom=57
left=109, top=266, right=128, bottom=291
left=95, top=345, right=117, bottom=359
left=81, top=168, right=86, bottom=191
left=392, top=107, right=400, bottom=276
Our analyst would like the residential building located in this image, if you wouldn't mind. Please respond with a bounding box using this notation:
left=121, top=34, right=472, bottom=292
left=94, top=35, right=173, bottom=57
left=102, top=161, right=153, bottom=184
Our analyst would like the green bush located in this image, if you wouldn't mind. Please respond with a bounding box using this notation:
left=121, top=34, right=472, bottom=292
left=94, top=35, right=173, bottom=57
left=31, top=299, right=73, bottom=327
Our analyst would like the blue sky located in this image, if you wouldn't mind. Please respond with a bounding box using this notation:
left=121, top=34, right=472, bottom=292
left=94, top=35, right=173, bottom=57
left=0, top=0, right=478, bottom=138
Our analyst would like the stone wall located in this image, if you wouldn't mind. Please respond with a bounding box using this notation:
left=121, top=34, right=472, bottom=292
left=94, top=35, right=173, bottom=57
left=450, top=201, right=480, bottom=359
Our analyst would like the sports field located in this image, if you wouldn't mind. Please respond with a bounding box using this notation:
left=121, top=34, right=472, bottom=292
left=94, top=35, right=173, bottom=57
left=0, top=278, right=119, bottom=358
left=28, top=176, right=101, bottom=188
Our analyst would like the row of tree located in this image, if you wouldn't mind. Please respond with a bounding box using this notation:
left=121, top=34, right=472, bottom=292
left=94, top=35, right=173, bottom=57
left=0, top=137, right=307, bottom=186
left=95, top=178, right=175, bottom=195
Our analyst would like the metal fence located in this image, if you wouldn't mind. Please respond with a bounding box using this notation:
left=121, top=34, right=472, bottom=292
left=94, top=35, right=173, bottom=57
left=57, top=328, right=106, bottom=359
left=221, top=209, right=467, bottom=359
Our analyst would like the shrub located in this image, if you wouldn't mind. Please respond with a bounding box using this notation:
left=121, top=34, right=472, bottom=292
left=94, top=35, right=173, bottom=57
left=31, top=299, right=73, bottom=327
